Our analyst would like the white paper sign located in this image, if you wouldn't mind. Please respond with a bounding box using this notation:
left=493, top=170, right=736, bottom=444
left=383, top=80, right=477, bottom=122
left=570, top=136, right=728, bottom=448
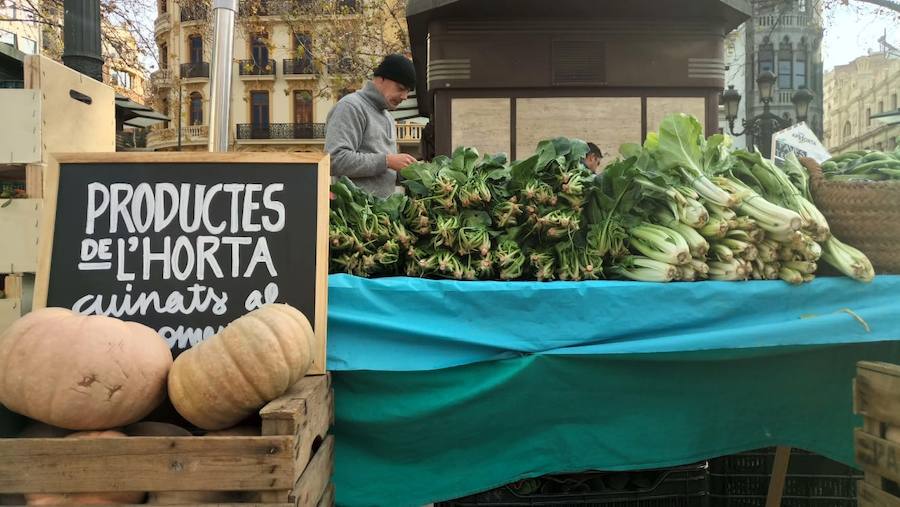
left=771, top=122, right=831, bottom=166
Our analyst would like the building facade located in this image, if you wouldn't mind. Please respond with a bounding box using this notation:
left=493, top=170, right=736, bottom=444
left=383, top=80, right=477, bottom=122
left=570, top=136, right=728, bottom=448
left=722, top=0, right=824, bottom=150
left=148, top=0, right=422, bottom=154
left=0, top=0, right=41, bottom=60
left=824, top=51, right=899, bottom=154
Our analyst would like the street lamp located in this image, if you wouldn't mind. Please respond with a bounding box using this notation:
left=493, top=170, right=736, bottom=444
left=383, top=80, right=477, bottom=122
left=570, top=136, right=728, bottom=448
left=722, top=71, right=815, bottom=158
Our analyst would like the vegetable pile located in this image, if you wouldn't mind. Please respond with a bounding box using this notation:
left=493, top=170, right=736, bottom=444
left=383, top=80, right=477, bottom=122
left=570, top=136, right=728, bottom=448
left=820, top=145, right=900, bottom=181
left=329, top=113, right=875, bottom=284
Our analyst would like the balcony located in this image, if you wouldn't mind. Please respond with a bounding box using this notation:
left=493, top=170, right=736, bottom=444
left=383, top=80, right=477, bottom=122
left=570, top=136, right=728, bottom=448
left=154, top=15, right=172, bottom=36
left=180, top=4, right=209, bottom=22
left=238, top=0, right=318, bottom=17
left=180, top=62, right=210, bottom=80
left=238, top=59, right=276, bottom=78
left=236, top=123, right=326, bottom=141
left=397, top=122, right=424, bottom=144
left=328, top=58, right=354, bottom=75
left=150, top=68, right=174, bottom=89
left=146, top=125, right=209, bottom=150
left=283, top=58, right=315, bottom=77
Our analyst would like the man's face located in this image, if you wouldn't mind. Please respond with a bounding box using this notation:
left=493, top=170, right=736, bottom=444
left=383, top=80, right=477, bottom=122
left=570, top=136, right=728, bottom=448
left=585, top=153, right=602, bottom=173
left=376, top=77, right=410, bottom=110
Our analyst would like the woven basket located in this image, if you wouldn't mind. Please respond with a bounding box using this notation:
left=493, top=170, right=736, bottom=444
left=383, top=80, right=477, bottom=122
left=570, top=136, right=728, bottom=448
left=802, top=157, right=900, bottom=274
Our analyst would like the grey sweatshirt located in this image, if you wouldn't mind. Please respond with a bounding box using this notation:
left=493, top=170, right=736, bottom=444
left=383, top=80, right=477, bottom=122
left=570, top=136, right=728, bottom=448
left=325, top=82, right=398, bottom=198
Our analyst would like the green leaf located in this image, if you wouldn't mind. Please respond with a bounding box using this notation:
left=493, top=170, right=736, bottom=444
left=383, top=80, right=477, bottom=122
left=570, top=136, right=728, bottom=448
left=655, top=113, right=704, bottom=177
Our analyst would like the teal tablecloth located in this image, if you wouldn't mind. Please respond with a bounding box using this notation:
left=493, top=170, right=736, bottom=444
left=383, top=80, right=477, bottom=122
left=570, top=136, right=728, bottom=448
left=325, top=275, right=900, bottom=506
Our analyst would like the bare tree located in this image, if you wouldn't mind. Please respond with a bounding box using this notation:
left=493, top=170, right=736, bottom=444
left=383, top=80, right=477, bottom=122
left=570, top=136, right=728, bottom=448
left=0, top=0, right=158, bottom=70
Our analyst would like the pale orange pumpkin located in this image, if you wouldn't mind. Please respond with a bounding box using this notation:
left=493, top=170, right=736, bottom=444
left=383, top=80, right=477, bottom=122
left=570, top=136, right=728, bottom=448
left=168, top=304, right=313, bottom=430
left=25, top=431, right=146, bottom=505
left=0, top=308, right=173, bottom=430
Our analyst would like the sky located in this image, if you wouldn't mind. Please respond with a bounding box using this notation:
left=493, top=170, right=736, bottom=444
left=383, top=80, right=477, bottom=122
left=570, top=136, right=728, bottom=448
left=821, top=3, right=898, bottom=70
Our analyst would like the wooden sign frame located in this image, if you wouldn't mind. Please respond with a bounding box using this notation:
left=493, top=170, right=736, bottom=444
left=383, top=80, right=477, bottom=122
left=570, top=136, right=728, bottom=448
left=33, top=152, right=330, bottom=374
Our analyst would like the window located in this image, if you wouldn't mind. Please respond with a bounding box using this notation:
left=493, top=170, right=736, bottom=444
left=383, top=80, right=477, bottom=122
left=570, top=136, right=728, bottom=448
left=867, top=107, right=871, bottom=127
left=294, top=90, right=313, bottom=124
left=797, top=0, right=807, bottom=12
left=189, top=92, right=202, bottom=125
left=251, top=91, right=269, bottom=127
left=19, top=37, right=36, bottom=55
left=336, top=0, right=358, bottom=11
left=877, top=142, right=884, bottom=151
left=795, top=41, right=807, bottom=89
left=160, top=43, right=168, bottom=69
left=778, top=38, right=792, bottom=89
left=111, top=69, right=133, bottom=90
left=0, top=29, right=15, bottom=47
left=189, top=35, right=202, bottom=64
left=251, top=33, right=269, bottom=66
left=293, top=32, right=312, bottom=62
left=758, top=38, right=774, bottom=75
left=843, top=121, right=852, bottom=139
left=879, top=101, right=884, bottom=114
left=160, top=0, right=167, bottom=13
left=893, top=94, right=898, bottom=110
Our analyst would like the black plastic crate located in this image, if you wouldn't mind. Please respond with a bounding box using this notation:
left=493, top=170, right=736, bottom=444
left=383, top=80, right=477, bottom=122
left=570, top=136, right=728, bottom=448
left=437, top=462, right=710, bottom=507
left=709, top=448, right=862, bottom=507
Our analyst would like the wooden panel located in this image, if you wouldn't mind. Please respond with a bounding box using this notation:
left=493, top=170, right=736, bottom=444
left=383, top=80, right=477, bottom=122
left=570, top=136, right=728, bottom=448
left=859, top=481, right=900, bottom=507
left=451, top=98, right=512, bottom=157
left=765, top=446, right=791, bottom=507
left=293, top=436, right=335, bottom=507
left=316, top=483, right=335, bottom=507
left=0, top=89, right=41, bottom=164
left=36, top=56, right=116, bottom=155
left=857, top=362, right=900, bottom=427
left=646, top=97, right=707, bottom=133
left=0, top=198, right=41, bottom=273
left=0, top=298, right=21, bottom=333
left=0, top=436, right=294, bottom=494
left=516, top=97, right=641, bottom=166
left=856, top=429, right=900, bottom=484
left=25, top=164, right=43, bottom=198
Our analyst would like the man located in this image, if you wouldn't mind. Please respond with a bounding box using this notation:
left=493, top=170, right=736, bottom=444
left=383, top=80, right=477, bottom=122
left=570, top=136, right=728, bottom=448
left=584, top=142, right=604, bottom=175
left=325, top=54, right=417, bottom=198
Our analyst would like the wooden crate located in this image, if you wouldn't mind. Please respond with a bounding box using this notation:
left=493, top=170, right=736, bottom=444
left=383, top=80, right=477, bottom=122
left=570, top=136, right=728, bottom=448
left=0, top=374, right=335, bottom=506
left=854, top=361, right=900, bottom=507
left=0, top=198, right=41, bottom=273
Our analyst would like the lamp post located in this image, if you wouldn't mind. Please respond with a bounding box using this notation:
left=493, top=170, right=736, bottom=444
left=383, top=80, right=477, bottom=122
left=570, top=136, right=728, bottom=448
left=723, top=71, right=815, bottom=158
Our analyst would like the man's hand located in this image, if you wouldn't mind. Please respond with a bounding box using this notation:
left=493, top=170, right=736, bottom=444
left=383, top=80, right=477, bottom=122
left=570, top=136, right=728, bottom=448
left=387, top=153, right=417, bottom=171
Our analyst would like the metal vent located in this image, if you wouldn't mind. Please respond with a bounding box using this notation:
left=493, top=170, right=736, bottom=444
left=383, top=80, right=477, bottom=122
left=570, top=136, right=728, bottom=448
left=427, top=58, right=472, bottom=86
left=552, top=41, right=606, bottom=85
left=688, top=58, right=726, bottom=80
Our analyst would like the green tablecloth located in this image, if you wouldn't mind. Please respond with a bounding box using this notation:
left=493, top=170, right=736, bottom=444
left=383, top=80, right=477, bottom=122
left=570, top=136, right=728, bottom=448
left=332, top=342, right=900, bottom=506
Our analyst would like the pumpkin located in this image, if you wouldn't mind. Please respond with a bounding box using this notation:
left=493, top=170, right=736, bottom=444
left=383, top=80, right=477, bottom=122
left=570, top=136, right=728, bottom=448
left=25, top=431, right=146, bottom=505
left=0, top=308, right=173, bottom=430
left=168, top=304, right=313, bottom=430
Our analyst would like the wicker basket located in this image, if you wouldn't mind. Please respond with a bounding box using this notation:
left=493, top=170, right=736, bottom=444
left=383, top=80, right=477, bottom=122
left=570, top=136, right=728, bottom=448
left=802, top=157, right=900, bottom=274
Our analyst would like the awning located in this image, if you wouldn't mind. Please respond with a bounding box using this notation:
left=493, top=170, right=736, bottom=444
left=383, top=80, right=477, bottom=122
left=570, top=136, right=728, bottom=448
left=114, top=93, right=169, bottom=128
left=872, top=108, right=900, bottom=126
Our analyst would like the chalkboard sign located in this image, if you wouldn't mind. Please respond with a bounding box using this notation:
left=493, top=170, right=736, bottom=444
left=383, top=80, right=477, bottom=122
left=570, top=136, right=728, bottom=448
left=34, top=153, right=330, bottom=374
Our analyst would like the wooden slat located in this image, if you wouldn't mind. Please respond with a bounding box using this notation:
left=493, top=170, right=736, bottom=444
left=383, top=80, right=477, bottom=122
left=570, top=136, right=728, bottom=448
left=316, top=483, right=335, bottom=507
left=0, top=436, right=294, bottom=494
left=3, top=275, right=22, bottom=300
left=856, top=428, right=900, bottom=484
left=864, top=416, right=886, bottom=487
left=51, top=152, right=327, bottom=164
left=857, top=364, right=900, bottom=428
left=765, top=446, right=791, bottom=507
left=25, top=164, right=43, bottom=198
left=292, top=436, right=335, bottom=507
left=859, top=481, right=900, bottom=507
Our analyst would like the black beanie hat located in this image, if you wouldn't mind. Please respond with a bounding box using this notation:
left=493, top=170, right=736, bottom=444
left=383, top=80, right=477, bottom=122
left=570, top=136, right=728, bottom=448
left=373, top=54, right=416, bottom=90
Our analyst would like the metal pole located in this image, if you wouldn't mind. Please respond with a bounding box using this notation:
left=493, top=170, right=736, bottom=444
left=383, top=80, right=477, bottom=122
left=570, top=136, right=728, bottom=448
left=208, top=0, right=237, bottom=153
left=177, top=83, right=182, bottom=151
